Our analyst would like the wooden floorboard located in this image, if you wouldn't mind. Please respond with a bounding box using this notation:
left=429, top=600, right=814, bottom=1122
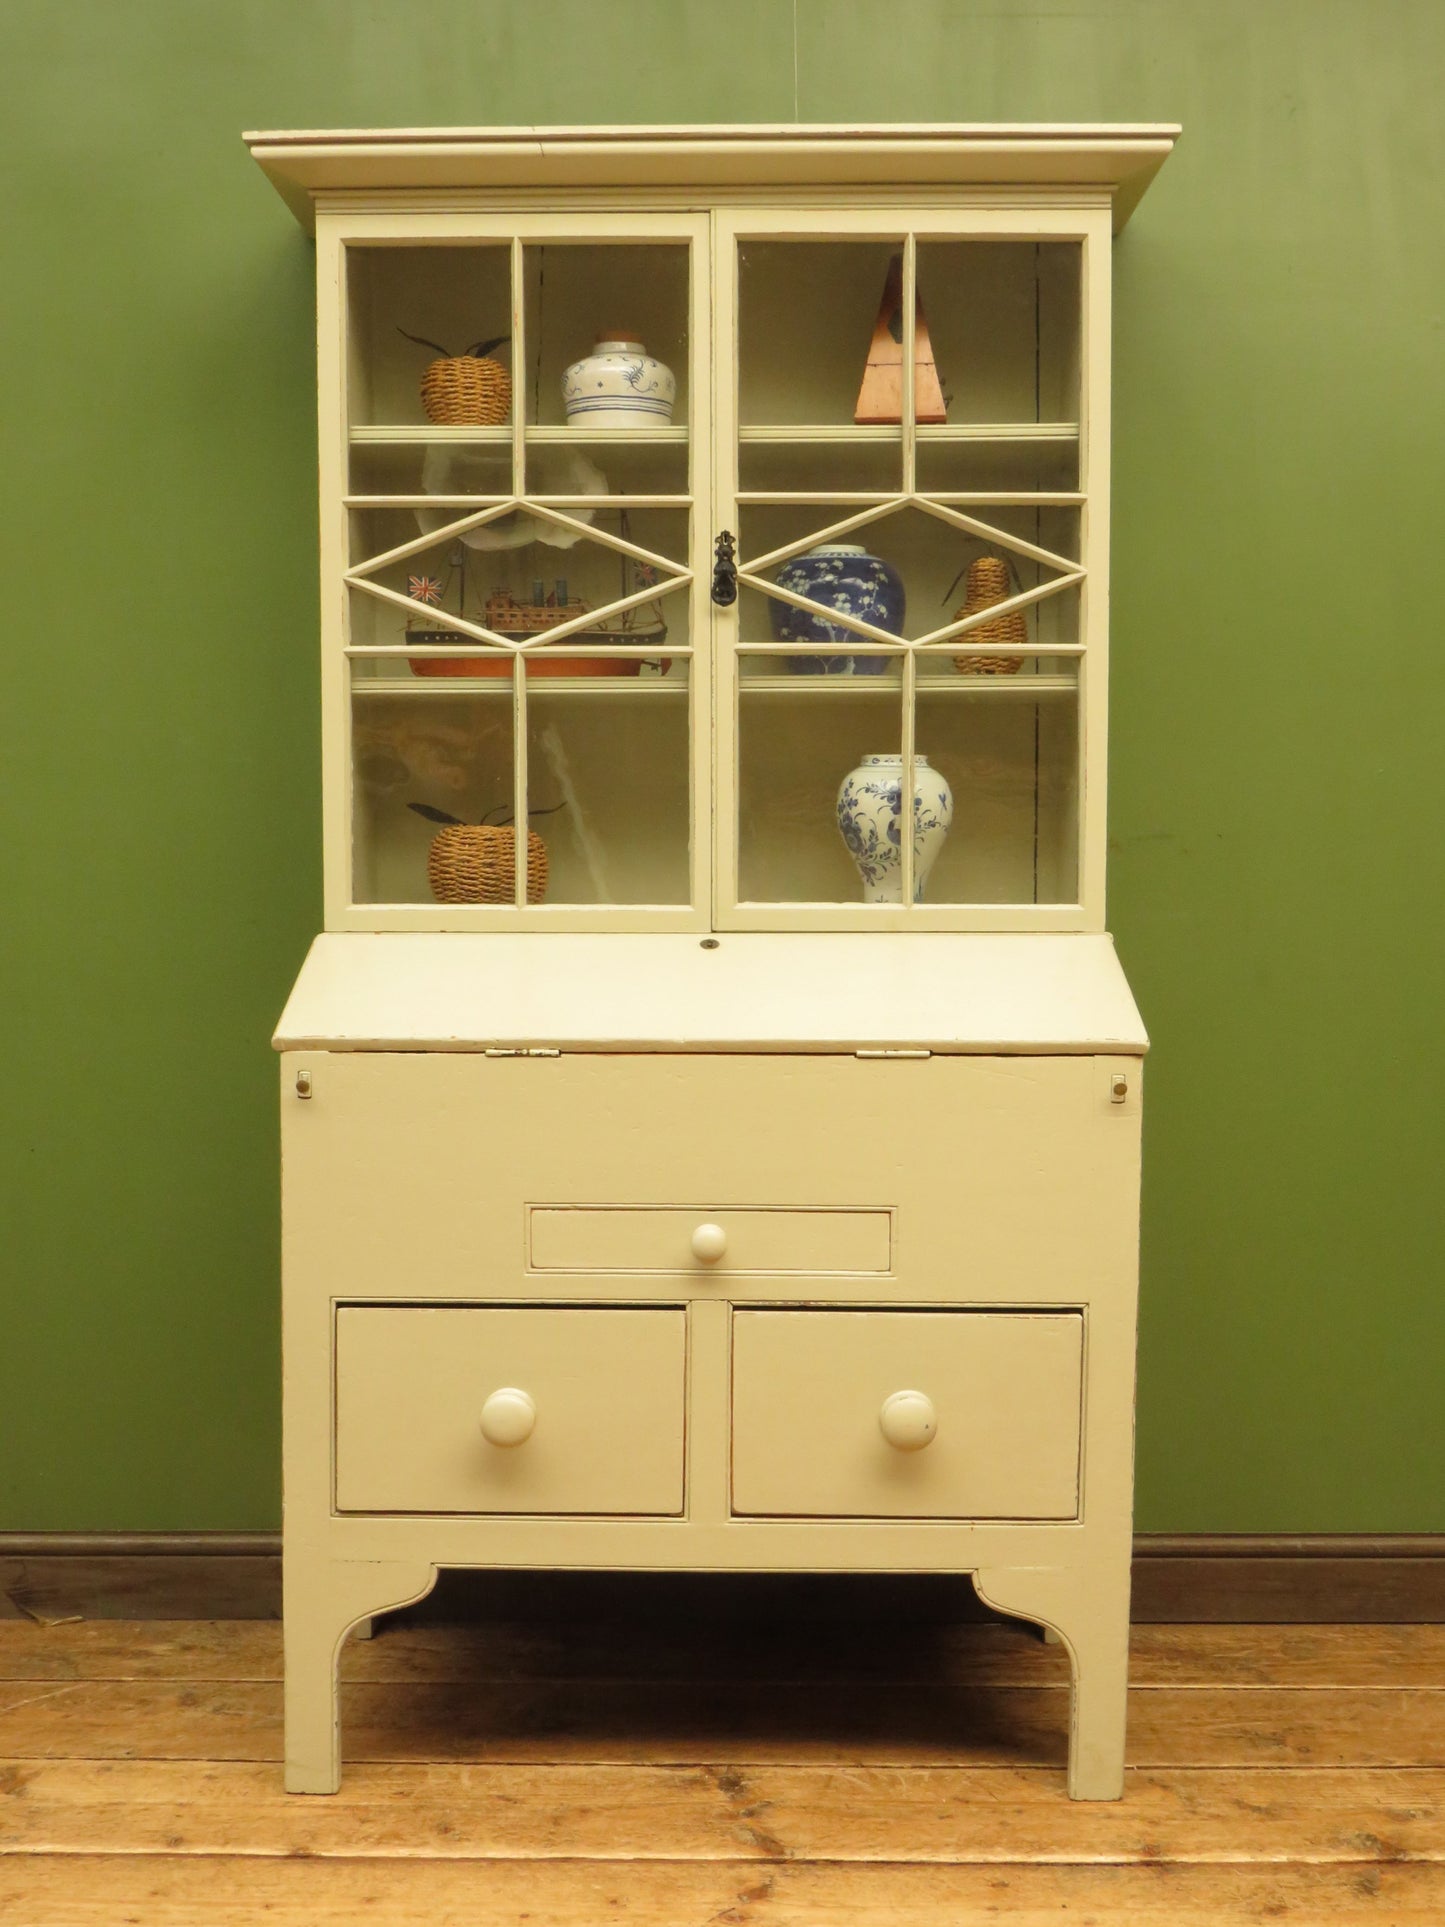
left=1, top=1620, right=1443, bottom=1923
left=3, top=1761, right=1444, bottom=1864
left=3, top=1857, right=1444, bottom=1924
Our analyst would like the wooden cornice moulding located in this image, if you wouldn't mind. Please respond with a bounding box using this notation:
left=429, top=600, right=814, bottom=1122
left=243, top=123, right=1181, bottom=233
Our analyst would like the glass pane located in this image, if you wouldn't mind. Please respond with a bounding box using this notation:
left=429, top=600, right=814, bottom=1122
left=738, top=680, right=901, bottom=903
left=522, top=243, right=690, bottom=430
left=912, top=240, right=1081, bottom=495
left=738, top=238, right=903, bottom=427
left=914, top=430, right=1079, bottom=496
left=738, top=238, right=904, bottom=495
left=527, top=684, right=691, bottom=905
left=913, top=689, right=1080, bottom=905
left=347, top=244, right=514, bottom=430
left=350, top=435, right=512, bottom=500
left=351, top=690, right=515, bottom=905
left=525, top=433, right=688, bottom=498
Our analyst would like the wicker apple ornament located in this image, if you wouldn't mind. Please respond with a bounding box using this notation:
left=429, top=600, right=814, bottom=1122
left=408, top=802, right=554, bottom=904
left=398, top=328, right=512, bottom=426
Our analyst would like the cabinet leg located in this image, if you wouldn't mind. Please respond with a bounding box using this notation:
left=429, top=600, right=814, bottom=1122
left=283, top=1554, right=436, bottom=1794
left=972, top=1563, right=1131, bottom=1801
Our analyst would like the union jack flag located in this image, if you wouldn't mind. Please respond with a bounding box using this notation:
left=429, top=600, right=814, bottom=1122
left=407, top=574, right=444, bottom=605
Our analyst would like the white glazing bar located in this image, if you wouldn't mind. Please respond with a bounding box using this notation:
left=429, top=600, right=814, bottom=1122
left=687, top=220, right=712, bottom=922
left=714, top=210, right=741, bottom=920
left=924, top=492, right=1086, bottom=507
left=902, top=234, right=918, bottom=497
left=737, top=491, right=1086, bottom=508
left=320, top=220, right=352, bottom=926
left=510, top=235, right=526, bottom=500
left=530, top=495, right=692, bottom=508
left=737, top=422, right=1078, bottom=442
left=900, top=643, right=917, bottom=910
left=342, top=494, right=692, bottom=509
left=732, top=639, right=907, bottom=655
left=1078, top=214, right=1112, bottom=925
left=345, top=495, right=514, bottom=509
left=346, top=641, right=682, bottom=659
left=512, top=645, right=528, bottom=908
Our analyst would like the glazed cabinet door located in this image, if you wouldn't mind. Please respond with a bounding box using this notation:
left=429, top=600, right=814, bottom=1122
left=712, top=206, right=1110, bottom=933
left=320, top=208, right=712, bottom=930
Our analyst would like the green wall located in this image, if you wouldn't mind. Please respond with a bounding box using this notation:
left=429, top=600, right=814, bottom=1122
left=3, top=1, right=1442, bottom=1531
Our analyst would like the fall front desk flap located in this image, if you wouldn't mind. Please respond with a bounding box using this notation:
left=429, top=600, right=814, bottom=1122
left=272, top=932, right=1148, bottom=1054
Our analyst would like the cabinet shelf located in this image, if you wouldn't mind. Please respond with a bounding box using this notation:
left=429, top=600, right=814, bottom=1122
left=352, top=674, right=688, bottom=697
left=740, top=672, right=1078, bottom=697
left=350, top=424, right=691, bottom=445
left=738, top=422, right=1078, bottom=444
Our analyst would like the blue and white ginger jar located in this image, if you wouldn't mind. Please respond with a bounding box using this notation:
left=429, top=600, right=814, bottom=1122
left=768, top=542, right=904, bottom=674
left=562, top=334, right=676, bottom=427
left=837, top=753, right=953, bottom=903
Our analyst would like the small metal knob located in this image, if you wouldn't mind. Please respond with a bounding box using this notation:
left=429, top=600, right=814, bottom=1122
left=479, top=1387, right=536, bottom=1447
left=879, top=1389, right=937, bottom=1452
left=690, top=1221, right=728, bottom=1263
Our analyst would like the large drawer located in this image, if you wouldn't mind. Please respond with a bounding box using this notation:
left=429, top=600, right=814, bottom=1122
left=731, top=1309, right=1083, bottom=1520
left=530, top=1206, right=891, bottom=1275
left=334, top=1307, right=686, bottom=1515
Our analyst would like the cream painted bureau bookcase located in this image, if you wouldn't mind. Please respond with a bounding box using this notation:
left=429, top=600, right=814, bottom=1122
left=249, top=123, right=1176, bottom=1800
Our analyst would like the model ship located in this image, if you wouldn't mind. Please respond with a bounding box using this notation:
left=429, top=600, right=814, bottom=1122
left=406, top=544, right=670, bottom=678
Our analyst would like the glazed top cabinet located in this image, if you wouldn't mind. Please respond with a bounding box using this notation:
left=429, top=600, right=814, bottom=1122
left=246, top=123, right=1177, bottom=933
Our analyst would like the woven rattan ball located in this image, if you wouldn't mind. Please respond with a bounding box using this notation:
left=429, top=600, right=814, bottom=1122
left=420, top=355, right=512, bottom=427
left=953, top=555, right=1026, bottom=675
left=427, top=825, right=548, bottom=904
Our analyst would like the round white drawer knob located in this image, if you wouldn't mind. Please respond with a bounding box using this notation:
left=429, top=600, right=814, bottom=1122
left=479, top=1388, right=536, bottom=1447
left=879, top=1390, right=937, bottom=1452
left=690, top=1221, right=728, bottom=1263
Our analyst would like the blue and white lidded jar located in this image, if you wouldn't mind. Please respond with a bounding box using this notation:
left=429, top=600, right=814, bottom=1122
left=836, top=753, right=954, bottom=903
left=768, top=543, right=905, bottom=674
left=562, top=335, right=676, bottom=427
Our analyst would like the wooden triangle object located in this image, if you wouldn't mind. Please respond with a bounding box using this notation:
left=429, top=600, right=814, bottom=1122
left=854, top=254, right=947, bottom=424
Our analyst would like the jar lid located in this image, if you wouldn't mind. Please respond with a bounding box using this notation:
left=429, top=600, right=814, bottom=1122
left=596, top=332, right=644, bottom=346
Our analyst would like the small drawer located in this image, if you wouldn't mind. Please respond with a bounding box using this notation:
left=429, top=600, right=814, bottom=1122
left=335, top=1307, right=686, bottom=1515
left=731, top=1309, right=1082, bottom=1520
left=530, top=1206, right=891, bottom=1275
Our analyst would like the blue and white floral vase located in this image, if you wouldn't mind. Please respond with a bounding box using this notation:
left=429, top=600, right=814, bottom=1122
left=769, top=542, right=904, bottom=674
left=562, top=334, right=676, bottom=426
left=837, top=753, right=953, bottom=903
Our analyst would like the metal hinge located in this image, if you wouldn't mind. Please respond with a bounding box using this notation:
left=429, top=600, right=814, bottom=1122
left=854, top=1047, right=932, bottom=1059
left=484, top=1047, right=562, bottom=1058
